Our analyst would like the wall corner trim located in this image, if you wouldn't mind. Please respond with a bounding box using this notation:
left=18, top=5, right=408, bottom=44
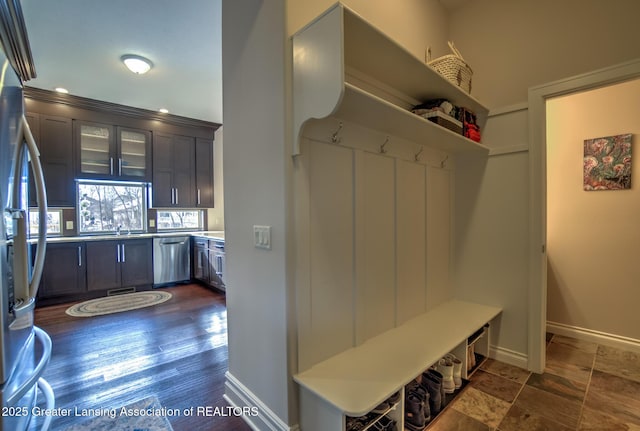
left=224, top=371, right=300, bottom=431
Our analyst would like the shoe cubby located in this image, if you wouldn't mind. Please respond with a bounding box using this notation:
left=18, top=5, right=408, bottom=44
left=345, top=393, right=402, bottom=431
left=466, top=324, right=490, bottom=376
left=403, top=351, right=471, bottom=431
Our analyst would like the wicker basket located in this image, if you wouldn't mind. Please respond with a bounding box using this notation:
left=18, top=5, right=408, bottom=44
left=427, top=42, right=473, bottom=93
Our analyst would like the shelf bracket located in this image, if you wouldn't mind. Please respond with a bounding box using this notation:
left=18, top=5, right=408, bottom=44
left=414, top=147, right=423, bottom=162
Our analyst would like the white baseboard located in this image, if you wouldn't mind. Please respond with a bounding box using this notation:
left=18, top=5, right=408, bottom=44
left=489, top=344, right=529, bottom=370
left=547, top=321, right=640, bottom=353
left=224, top=371, right=300, bottom=431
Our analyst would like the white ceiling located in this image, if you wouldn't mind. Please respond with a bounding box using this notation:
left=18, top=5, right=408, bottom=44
left=20, top=0, right=223, bottom=124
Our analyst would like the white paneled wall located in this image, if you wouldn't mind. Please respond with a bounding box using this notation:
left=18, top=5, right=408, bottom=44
left=395, top=160, right=426, bottom=325
left=426, top=168, right=453, bottom=309
left=295, top=119, right=454, bottom=371
left=355, top=151, right=396, bottom=344
left=306, top=141, right=355, bottom=367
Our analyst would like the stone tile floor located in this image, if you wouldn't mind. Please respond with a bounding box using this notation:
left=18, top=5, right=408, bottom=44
left=426, top=334, right=640, bottom=431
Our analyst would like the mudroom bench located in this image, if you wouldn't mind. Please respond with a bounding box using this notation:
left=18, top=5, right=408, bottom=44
left=293, top=300, right=502, bottom=431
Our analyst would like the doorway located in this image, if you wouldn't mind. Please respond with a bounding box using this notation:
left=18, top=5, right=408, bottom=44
left=528, top=59, right=640, bottom=372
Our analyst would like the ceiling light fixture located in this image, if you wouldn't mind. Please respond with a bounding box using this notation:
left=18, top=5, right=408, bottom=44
left=159, top=108, right=169, bottom=114
left=54, top=87, right=69, bottom=94
left=121, top=54, right=153, bottom=74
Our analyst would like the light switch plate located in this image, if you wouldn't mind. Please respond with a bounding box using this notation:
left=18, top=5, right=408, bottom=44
left=65, top=220, right=74, bottom=230
left=253, top=225, right=271, bottom=250
left=149, top=219, right=156, bottom=228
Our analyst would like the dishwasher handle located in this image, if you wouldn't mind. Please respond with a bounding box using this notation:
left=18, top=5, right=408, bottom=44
left=157, top=237, right=190, bottom=246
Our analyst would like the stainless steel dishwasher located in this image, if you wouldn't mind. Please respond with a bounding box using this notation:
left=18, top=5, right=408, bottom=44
left=153, top=236, right=191, bottom=285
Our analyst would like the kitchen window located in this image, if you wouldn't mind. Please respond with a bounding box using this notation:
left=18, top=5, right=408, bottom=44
left=156, top=210, right=203, bottom=231
left=29, top=209, right=62, bottom=236
left=77, top=180, right=147, bottom=234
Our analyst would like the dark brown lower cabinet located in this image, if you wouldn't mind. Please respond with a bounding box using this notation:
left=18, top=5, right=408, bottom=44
left=86, top=239, right=153, bottom=292
left=38, top=242, right=87, bottom=297
left=191, top=237, right=225, bottom=291
left=192, top=238, right=210, bottom=283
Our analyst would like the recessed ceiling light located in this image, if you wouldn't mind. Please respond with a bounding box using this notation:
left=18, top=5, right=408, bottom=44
left=55, top=87, right=69, bottom=94
left=121, top=54, right=153, bottom=74
left=159, top=108, right=169, bottom=114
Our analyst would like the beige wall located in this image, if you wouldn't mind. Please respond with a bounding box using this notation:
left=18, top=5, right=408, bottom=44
left=448, top=0, right=640, bottom=108
left=546, top=78, right=640, bottom=340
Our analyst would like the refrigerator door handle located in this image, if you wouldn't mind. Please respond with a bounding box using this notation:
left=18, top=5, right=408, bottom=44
left=8, top=208, right=29, bottom=305
left=22, top=115, right=48, bottom=300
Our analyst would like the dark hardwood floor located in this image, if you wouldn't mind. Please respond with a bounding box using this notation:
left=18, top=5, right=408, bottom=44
left=32, top=283, right=253, bottom=431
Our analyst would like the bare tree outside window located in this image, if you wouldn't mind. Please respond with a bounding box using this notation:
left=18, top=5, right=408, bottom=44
left=29, top=209, right=61, bottom=236
left=157, top=210, right=202, bottom=230
left=78, top=181, right=147, bottom=234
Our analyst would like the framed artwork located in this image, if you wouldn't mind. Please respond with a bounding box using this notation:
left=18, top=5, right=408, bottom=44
left=583, top=133, right=632, bottom=191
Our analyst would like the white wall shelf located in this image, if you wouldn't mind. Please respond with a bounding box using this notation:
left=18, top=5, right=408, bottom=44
left=336, top=83, right=489, bottom=154
left=292, top=3, right=489, bottom=156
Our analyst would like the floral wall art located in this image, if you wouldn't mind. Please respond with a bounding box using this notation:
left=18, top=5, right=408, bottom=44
left=583, top=133, right=632, bottom=190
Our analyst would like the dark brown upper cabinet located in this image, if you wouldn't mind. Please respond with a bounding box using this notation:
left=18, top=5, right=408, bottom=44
left=152, top=132, right=196, bottom=208
left=75, top=120, right=151, bottom=182
left=27, top=113, right=76, bottom=207
left=195, top=138, right=214, bottom=207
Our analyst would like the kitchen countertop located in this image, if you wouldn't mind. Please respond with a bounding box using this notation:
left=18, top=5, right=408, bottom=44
left=31, top=230, right=225, bottom=244
left=193, top=231, right=225, bottom=240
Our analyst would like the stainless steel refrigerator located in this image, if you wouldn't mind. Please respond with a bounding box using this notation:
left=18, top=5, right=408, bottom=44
left=0, top=3, right=54, bottom=429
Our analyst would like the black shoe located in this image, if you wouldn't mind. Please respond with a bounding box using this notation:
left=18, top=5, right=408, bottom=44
left=404, top=393, right=426, bottom=431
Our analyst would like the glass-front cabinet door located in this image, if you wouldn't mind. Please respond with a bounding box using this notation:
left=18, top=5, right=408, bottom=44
left=75, top=121, right=151, bottom=181
left=118, top=127, right=151, bottom=181
left=77, top=121, right=114, bottom=177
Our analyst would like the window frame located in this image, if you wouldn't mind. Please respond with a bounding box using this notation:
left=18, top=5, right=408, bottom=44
left=76, top=179, right=149, bottom=235
left=155, top=209, right=204, bottom=231
left=29, top=208, right=63, bottom=237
